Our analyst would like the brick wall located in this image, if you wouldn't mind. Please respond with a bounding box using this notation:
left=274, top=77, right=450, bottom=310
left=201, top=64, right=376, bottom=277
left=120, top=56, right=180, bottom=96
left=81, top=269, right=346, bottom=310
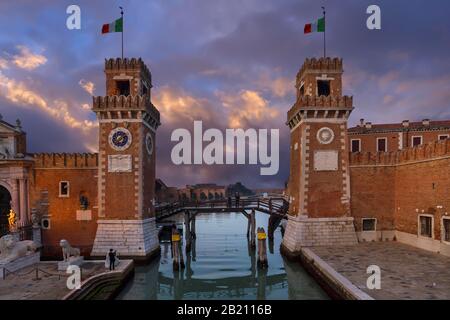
left=349, top=139, right=450, bottom=241
left=30, top=153, right=98, bottom=258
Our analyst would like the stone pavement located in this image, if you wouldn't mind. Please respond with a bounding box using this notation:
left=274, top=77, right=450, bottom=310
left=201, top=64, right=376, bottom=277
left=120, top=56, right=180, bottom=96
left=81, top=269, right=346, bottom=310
left=0, top=261, right=106, bottom=300
left=311, top=242, right=450, bottom=300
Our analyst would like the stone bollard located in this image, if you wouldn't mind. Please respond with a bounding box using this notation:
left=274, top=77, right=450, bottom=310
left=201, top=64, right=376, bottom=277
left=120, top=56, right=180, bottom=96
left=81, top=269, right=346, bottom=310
left=171, top=229, right=181, bottom=271
left=257, top=227, right=268, bottom=269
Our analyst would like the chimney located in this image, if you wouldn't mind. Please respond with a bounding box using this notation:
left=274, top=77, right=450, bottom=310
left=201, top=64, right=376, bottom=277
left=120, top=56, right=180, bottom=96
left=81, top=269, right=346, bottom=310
left=422, top=119, right=430, bottom=126
left=402, top=120, right=409, bottom=128
left=365, top=122, right=372, bottom=129
left=359, top=119, right=365, bottom=127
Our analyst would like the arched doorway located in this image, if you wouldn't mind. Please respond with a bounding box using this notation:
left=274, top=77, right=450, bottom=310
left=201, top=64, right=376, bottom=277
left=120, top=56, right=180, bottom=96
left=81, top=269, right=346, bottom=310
left=0, top=185, right=11, bottom=236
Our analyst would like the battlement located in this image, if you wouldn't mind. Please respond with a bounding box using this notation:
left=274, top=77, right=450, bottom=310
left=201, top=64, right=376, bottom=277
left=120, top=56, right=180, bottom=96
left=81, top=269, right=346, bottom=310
left=297, top=57, right=343, bottom=79
left=349, top=139, right=450, bottom=166
left=287, top=95, right=353, bottom=124
left=33, top=153, right=99, bottom=168
left=297, top=95, right=353, bottom=108
left=105, top=58, right=151, bottom=84
left=92, top=95, right=160, bottom=124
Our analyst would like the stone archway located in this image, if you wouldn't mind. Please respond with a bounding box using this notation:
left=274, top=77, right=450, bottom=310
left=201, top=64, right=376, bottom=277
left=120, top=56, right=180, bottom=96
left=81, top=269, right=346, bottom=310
left=0, top=185, right=12, bottom=236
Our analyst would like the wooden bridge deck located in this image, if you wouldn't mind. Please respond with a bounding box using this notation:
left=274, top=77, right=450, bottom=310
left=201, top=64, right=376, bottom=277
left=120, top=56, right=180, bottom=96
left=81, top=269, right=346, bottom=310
left=155, top=196, right=289, bottom=222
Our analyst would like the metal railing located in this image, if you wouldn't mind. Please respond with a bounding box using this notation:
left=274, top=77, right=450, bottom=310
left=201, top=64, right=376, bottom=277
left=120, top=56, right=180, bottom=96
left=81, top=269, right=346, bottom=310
left=1, top=266, right=74, bottom=281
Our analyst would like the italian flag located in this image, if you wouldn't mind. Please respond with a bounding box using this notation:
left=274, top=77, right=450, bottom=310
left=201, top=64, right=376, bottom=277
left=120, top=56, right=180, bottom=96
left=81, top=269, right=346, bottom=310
left=102, top=17, right=123, bottom=34
left=304, top=17, right=325, bottom=34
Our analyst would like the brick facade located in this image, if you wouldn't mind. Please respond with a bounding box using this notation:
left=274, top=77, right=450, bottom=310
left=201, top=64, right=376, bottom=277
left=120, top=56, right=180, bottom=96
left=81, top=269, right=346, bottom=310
left=284, top=57, right=450, bottom=256
left=30, top=153, right=98, bottom=258
left=349, top=138, right=450, bottom=256
left=348, top=120, right=450, bottom=153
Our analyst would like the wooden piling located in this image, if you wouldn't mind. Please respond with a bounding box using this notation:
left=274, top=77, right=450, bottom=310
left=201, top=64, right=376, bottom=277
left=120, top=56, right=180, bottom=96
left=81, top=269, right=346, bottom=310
left=250, top=209, right=256, bottom=248
left=178, top=236, right=185, bottom=269
left=171, top=229, right=181, bottom=271
left=185, top=210, right=191, bottom=252
left=257, top=227, right=268, bottom=269
left=190, top=214, right=196, bottom=239
left=246, top=211, right=251, bottom=238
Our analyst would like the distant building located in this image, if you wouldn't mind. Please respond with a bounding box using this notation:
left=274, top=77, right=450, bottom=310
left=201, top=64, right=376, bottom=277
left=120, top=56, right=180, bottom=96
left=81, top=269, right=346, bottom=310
left=155, top=179, right=179, bottom=204
left=179, top=184, right=226, bottom=201
left=348, top=119, right=450, bottom=153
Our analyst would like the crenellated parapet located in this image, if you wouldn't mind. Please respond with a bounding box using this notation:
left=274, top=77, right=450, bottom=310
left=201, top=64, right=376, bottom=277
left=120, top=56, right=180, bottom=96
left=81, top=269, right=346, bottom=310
left=287, top=95, right=354, bottom=129
left=297, top=57, right=343, bottom=80
left=92, top=95, right=160, bottom=130
left=105, top=58, right=152, bottom=86
left=33, top=153, right=99, bottom=168
left=349, top=139, right=450, bottom=166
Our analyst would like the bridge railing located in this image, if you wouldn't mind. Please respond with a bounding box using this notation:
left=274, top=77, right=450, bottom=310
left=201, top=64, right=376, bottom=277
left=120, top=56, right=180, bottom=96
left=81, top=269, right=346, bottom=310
left=155, top=196, right=289, bottom=220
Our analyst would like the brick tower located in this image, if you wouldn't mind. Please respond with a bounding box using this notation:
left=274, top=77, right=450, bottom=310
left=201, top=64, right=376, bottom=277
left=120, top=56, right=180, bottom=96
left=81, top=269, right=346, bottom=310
left=91, top=58, right=161, bottom=260
left=282, top=57, right=358, bottom=256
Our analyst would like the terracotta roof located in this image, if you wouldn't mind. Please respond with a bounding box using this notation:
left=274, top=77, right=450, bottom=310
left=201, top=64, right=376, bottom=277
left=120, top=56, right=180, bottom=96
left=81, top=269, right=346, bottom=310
left=348, top=120, right=450, bottom=134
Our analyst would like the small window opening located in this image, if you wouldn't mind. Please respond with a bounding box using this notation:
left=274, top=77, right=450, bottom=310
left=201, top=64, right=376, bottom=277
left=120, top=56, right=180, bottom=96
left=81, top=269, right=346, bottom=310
left=116, top=80, right=130, bottom=96
left=317, top=80, right=330, bottom=96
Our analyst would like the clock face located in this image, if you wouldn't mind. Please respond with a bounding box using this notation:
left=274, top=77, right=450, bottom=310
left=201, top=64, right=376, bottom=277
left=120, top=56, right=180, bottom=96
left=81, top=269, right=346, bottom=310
left=145, top=132, right=154, bottom=156
left=108, top=127, right=132, bottom=151
left=317, top=127, right=334, bottom=145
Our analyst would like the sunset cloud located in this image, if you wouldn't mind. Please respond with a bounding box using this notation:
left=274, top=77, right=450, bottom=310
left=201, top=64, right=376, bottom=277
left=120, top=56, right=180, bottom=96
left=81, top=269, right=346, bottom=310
left=12, top=45, right=47, bottom=70
left=218, top=90, right=279, bottom=128
left=79, top=79, right=95, bottom=95
left=0, top=58, right=8, bottom=70
left=0, top=71, right=96, bottom=133
left=153, top=86, right=216, bottom=124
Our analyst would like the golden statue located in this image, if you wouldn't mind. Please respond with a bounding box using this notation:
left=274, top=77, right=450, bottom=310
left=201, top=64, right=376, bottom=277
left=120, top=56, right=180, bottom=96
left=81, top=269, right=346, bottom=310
left=8, top=209, right=17, bottom=232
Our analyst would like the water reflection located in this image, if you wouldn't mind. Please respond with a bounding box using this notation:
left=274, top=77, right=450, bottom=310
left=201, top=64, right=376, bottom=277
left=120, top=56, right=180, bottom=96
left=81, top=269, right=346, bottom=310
left=117, top=211, right=328, bottom=300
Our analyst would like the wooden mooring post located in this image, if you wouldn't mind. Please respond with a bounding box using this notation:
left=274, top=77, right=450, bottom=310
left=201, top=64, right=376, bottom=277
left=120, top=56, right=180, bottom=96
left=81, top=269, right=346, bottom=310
left=190, top=214, right=196, bottom=239
left=184, top=210, right=191, bottom=252
left=250, top=209, right=256, bottom=248
left=257, top=227, right=268, bottom=269
left=171, top=229, right=185, bottom=271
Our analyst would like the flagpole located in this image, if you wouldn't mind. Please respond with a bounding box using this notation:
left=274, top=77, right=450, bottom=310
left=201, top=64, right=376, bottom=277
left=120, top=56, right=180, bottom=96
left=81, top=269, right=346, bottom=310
left=120, top=6, right=124, bottom=59
left=322, top=6, right=326, bottom=58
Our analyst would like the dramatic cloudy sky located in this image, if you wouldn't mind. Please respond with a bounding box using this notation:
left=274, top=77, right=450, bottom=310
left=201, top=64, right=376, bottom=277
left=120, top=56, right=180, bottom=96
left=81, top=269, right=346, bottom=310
left=0, top=0, right=449, bottom=188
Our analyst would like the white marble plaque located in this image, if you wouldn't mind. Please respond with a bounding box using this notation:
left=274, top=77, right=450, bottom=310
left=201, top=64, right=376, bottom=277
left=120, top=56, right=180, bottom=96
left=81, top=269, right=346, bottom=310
left=108, top=155, right=132, bottom=172
left=314, top=150, right=338, bottom=171
left=76, top=210, right=92, bottom=221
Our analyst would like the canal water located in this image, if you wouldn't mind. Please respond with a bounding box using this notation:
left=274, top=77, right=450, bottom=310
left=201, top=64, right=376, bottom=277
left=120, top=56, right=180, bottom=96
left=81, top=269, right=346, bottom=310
left=117, top=211, right=328, bottom=300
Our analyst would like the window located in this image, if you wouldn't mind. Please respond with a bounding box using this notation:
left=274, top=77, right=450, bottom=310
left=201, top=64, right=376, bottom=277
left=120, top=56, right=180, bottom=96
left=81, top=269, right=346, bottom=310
left=59, top=181, right=69, bottom=197
left=412, top=136, right=423, bottom=147
left=362, top=218, right=376, bottom=231
left=443, top=218, right=450, bottom=243
left=116, top=80, right=130, bottom=96
left=41, top=217, right=51, bottom=230
left=351, top=139, right=361, bottom=152
left=438, top=134, right=449, bottom=141
left=317, top=80, right=330, bottom=96
left=377, top=138, right=387, bottom=152
left=419, top=215, right=433, bottom=238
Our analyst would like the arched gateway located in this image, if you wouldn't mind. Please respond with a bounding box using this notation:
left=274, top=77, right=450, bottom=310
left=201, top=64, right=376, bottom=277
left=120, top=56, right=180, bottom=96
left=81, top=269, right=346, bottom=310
left=0, top=185, right=11, bottom=236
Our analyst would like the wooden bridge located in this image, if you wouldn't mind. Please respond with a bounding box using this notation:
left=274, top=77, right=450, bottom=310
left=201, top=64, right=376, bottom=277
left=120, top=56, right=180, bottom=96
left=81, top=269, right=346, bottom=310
left=155, top=196, right=289, bottom=220
left=155, top=195, right=289, bottom=243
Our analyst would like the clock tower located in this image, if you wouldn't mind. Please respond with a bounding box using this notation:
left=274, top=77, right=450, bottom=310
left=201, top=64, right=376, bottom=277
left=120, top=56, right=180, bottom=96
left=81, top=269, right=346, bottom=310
left=91, top=58, right=160, bottom=260
left=282, top=57, right=358, bottom=257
